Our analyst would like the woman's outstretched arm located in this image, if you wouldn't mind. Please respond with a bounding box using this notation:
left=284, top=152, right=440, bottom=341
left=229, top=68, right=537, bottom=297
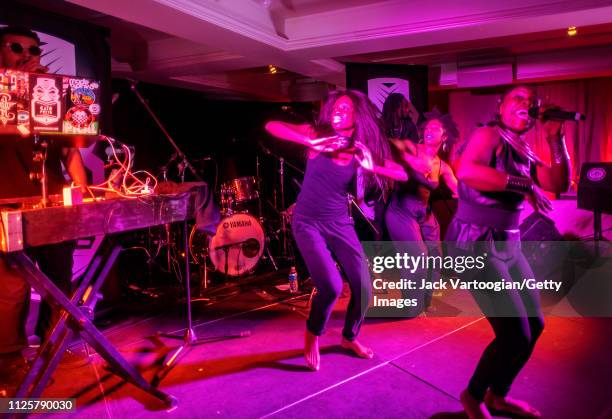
left=264, top=121, right=314, bottom=146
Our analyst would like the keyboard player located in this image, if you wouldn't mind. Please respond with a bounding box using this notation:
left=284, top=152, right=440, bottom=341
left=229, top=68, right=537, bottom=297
left=0, top=25, right=88, bottom=396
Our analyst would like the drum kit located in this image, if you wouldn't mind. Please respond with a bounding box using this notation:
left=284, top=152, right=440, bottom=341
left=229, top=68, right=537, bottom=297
left=190, top=173, right=295, bottom=281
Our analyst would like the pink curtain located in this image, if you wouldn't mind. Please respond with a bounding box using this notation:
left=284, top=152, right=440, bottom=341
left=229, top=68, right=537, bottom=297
left=449, top=77, right=612, bottom=184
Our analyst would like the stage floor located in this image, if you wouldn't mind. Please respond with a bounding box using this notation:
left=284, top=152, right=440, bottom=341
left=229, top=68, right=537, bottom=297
left=38, top=275, right=612, bottom=419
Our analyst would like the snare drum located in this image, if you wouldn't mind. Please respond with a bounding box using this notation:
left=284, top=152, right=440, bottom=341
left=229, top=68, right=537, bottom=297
left=208, top=213, right=264, bottom=276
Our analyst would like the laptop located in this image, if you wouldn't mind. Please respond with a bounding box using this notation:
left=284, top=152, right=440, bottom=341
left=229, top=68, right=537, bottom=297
left=0, top=69, right=101, bottom=136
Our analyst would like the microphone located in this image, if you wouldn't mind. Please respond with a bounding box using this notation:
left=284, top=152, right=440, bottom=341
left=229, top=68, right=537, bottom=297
left=528, top=106, right=586, bottom=121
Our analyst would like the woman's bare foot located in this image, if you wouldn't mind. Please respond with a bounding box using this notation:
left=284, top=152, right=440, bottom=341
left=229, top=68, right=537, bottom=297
left=460, top=389, right=492, bottom=419
left=340, top=337, right=374, bottom=359
left=484, top=390, right=541, bottom=418
left=304, top=330, right=320, bottom=371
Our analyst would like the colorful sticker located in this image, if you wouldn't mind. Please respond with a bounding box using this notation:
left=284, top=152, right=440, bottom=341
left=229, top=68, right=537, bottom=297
left=30, top=75, right=62, bottom=130
left=70, top=87, right=96, bottom=106
left=65, top=106, right=93, bottom=129
left=0, top=93, right=17, bottom=126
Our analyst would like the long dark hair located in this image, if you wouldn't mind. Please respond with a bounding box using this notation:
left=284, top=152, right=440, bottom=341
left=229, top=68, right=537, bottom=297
left=315, top=89, right=392, bottom=198
left=381, top=93, right=409, bottom=138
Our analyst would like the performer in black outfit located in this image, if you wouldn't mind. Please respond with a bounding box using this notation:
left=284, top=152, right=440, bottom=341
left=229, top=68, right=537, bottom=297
left=446, top=86, right=570, bottom=419
left=265, top=90, right=407, bottom=371
left=0, top=26, right=88, bottom=395
left=382, top=93, right=420, bottom=143
left=384, top=110, right=458, bottom=311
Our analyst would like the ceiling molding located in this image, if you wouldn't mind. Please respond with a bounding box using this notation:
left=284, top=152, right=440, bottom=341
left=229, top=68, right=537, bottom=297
left=155, top=0, right=285, bottom=48
left=308, top=59, right=345, bottom=74
left=149, top=50, right=244, bottom=70
left=282, top=1, right=612, bottom=51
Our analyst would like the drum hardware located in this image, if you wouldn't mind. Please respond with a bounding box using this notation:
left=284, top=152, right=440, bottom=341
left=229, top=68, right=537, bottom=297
left=347, top=193, right=380, bottom=236
left=257, top=143, right=304, bottom=263
left=279, top=157, right=290, bottom=257
left=220, top=176, right=259, bottom=214
left=214, top=238, right=261, bottom=280
left=130, top=80, right=248, bottom=388
left=256, top=155, right=263, bottom=219
left=263, top=235, right=279, bottom=271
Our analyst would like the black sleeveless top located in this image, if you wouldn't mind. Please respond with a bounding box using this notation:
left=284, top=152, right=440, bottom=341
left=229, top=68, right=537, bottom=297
left=457, top=139, right=529, bottom=212
left=389, top=148, right=440, bottom=209
left=446, top=135, right=530, bottom=241
left=293, top=152, right=357, bottom=220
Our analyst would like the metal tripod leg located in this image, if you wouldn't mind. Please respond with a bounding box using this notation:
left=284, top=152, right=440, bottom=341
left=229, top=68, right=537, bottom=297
left=8, top=248, right=177, bottom=409
left=152, top=221, right=250, bottom=387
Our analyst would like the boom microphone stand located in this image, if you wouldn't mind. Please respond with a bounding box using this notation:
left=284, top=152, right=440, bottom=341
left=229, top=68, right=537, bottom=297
left=128, top=80, right=248, bottom=387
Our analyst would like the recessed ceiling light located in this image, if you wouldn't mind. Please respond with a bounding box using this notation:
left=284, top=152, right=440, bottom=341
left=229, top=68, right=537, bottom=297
left=567, top=26, right=577, bottom=36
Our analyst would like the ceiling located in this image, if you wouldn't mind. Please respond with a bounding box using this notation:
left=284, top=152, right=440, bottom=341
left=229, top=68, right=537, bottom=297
left=17, top=0, right=612, bottom=100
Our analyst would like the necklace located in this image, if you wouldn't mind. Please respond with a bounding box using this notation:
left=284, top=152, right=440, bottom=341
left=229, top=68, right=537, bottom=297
left=496, top=125, right=545, bottom=166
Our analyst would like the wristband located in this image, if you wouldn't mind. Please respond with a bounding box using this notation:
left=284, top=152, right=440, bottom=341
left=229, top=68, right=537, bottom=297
left=549, top=135, right=570, bottom=165
left=505, top=175, right=533, bottom=194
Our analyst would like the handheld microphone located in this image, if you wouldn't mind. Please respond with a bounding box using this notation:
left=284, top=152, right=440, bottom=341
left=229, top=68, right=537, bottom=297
left=528, top=106, right=586, bottom=121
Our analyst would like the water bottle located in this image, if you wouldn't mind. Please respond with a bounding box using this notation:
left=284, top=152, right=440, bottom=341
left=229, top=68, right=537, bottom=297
left=288, top=266, right=298, bottom=293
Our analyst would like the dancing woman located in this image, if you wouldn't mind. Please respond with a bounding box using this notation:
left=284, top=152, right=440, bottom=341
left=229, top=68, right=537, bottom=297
left=446, top=86, right=570, bottom=418
left=382, top=93, right=420, bottom=143
left=384, top=109, right=459, bottom=311
left=265, top=90, right=407, bottom=371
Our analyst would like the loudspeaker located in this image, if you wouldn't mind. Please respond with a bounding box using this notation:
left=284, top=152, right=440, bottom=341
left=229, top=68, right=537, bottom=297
left=520, top=212, right=562, bottom=241
left=578, top=162, right=612, bottom=214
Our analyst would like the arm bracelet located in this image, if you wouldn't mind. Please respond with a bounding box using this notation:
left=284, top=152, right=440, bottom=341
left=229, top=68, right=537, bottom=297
left=505, top=175, right=534, bottom=194
left=549, top=135, right=570, bottom=165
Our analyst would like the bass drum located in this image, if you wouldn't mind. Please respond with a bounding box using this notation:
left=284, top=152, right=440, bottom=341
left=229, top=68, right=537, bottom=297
left=208, top=213, right=264, bottom=276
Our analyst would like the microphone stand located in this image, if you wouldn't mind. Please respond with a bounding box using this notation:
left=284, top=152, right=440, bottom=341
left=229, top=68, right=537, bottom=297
left=128, top=80, right=248, bottom=387
left=129, top=81, right=202, bottom=182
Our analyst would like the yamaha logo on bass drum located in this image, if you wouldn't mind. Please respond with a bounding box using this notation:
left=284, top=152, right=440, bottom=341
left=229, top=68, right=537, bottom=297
left=223, top=219, right=252, bottom=229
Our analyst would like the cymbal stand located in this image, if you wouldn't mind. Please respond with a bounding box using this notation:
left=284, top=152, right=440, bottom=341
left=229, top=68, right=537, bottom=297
left=256, top=155, right=263, bottom=220
left=279, top=157, right=289, bottom=257
left=260, top=144, right=300, bottom=263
